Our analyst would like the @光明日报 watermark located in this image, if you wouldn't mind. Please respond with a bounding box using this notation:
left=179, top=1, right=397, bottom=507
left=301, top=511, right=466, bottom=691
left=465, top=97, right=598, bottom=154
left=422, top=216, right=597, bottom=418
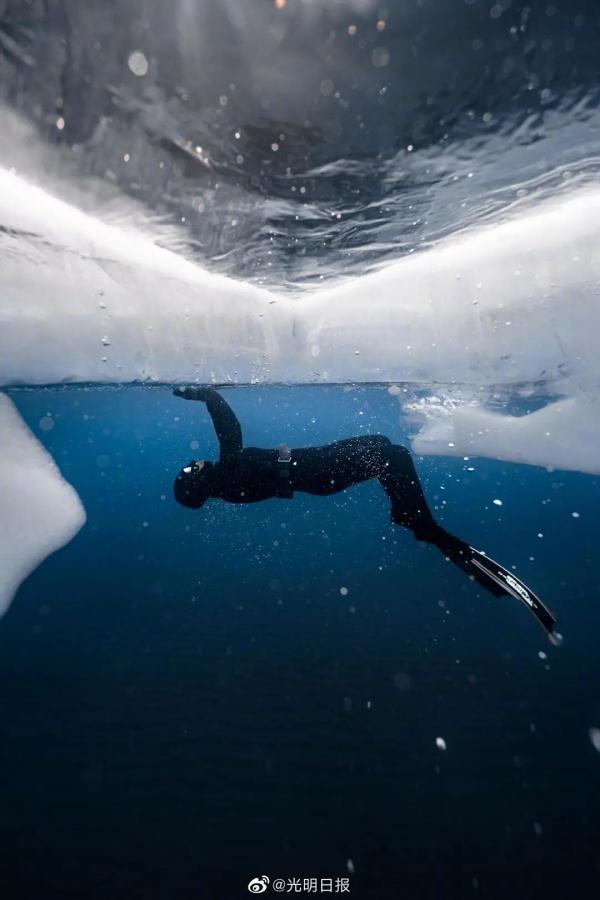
left=248, top=875, right=351, bottom=893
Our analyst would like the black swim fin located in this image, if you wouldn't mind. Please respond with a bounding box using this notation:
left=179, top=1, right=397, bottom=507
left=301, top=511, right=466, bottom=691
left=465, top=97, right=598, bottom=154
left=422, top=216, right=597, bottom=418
left=432, top=530, right=556, bottom=635
left=466, top=547, right=556, bottom=636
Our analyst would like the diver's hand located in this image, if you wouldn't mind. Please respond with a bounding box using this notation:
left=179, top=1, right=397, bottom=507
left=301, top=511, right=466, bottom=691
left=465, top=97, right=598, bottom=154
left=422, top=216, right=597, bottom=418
left=173, top=385, right=217, bottom=401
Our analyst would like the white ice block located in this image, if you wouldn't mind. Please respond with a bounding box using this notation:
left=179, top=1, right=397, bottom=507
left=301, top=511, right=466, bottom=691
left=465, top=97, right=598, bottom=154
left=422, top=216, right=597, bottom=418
left=408, top=396, right=600, bottom=475
left=0, top=394, right=86, bottom=615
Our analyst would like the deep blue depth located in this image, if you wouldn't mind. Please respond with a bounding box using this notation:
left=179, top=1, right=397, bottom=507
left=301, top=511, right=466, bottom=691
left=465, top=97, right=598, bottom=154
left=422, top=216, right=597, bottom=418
left=1, top=385, right=600, bottom=900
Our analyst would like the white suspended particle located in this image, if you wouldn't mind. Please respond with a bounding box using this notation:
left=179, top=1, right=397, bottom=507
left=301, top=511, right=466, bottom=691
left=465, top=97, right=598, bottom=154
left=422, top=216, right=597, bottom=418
left=571, top=512, right=580, bottom=518
left=493, top=498, right=503, bottom=506
left=340, top=586, right=349, bottom=596
left=393, top=672, right=412, bottom=692
left=371, top=46, right=390, bottom=67
left=39, top=415, right=54, bottom=432
left=435, top=736, right=447, bottom=751
left=128, top=50, right=148, bottom=76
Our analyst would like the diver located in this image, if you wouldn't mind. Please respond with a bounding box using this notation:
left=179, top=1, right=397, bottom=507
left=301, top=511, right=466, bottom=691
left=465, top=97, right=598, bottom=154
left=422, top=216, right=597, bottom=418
left=173, top=386, right=556, bottom=635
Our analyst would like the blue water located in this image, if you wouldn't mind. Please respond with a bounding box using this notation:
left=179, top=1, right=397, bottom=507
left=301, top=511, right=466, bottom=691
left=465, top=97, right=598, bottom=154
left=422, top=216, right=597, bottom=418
left=2, top=385, right=600, bottom=899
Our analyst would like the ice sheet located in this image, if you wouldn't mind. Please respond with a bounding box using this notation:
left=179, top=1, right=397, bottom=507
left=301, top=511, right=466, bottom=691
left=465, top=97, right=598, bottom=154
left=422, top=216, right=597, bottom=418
left=1, top=167, right=600, bottom=473
left=2, top=166, right=600, bottom=389
left=0, top=168, right=292, bottom=386
left=0, top=394, right=86, bottom=616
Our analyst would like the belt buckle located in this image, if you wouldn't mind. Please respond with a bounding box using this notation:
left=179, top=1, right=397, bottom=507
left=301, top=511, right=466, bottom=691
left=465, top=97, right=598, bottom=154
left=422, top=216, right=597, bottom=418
left=276, top=443, right=292, bottom=464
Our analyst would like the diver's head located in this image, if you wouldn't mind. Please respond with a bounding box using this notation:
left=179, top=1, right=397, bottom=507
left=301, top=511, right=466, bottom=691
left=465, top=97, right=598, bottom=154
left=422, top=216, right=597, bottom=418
left=173, top=459, right=215, bottom=509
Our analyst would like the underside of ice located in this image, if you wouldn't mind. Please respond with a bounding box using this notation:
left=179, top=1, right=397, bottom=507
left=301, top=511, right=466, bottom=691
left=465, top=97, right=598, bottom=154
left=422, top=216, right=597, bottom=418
left=1, top=166, right=600, bottom=474
left=0, top=394, right=86, bottom=616
left=406, top=396, right=600, bottom=475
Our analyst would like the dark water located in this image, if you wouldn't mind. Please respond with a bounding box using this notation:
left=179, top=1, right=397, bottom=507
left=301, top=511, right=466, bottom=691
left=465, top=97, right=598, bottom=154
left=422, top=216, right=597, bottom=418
left=2, top=386, right=600, bottom=899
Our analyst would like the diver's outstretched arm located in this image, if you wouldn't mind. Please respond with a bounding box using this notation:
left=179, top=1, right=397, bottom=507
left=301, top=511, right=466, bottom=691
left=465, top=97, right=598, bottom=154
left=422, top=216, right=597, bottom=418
left=173, top=386, right=243, bottom=463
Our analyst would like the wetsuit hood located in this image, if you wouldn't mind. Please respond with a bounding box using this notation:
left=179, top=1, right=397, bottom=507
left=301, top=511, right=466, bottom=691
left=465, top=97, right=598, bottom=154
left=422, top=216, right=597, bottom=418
left=173, top=460, right=216, bottom=509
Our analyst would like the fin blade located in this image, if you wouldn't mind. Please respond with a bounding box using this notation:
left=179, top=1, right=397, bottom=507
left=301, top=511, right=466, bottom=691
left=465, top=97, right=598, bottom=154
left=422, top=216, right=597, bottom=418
left=469, top=549, right=556, bottom=634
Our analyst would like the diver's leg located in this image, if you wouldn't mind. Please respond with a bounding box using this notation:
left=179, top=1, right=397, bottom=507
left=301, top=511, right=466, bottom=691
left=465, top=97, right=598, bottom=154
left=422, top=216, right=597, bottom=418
left=379, top=445, right=556, bottom=631
left=297, top=437, right=471, bottom=573
left=378, top=444, right=480, bottom=562
left=378, top=445, right=504, bottom=585
left=378, top=443, right=441, bottom=539
left=378, top=445, right=482, bottom=569
left=295, top=438, right=555, bottom=632
left=293, top=437, right=440, bottom=531
left=291, top=435, right=394, bottom=495
left=294, top=436, right=446, bottom=542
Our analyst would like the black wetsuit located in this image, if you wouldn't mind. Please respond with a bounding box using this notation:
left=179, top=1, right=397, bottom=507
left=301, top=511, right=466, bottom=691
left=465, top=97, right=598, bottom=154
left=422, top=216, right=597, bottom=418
left=172, top=387, right=557, bottom=635
left=177, top=386, right=441, bottom=540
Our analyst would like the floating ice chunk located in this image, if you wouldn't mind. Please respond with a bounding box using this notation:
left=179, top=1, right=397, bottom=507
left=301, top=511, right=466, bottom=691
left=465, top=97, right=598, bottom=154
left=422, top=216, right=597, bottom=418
left=589, top=728, right=600, bottom=753
left=410, top=397, right=600, bottom=475
left=0, top=394, right=86, bottom=616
